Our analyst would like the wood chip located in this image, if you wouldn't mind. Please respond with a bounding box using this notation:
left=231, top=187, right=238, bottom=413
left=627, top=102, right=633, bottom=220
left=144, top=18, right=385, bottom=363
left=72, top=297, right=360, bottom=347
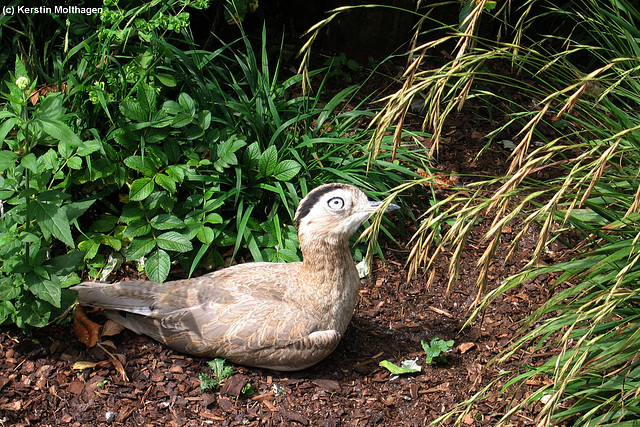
left=0, top=400, right=21, bottom=411
left=313, top=379, right=341, bottom=393
left=463, top=412, right=475, bottom=425
left=428, top=306, right=453, bottom=318
left=67, top=380, right=85, bottom=395
left=219, top=374, right=249, bottom=397
left=458, top=342, right=476, bottom=354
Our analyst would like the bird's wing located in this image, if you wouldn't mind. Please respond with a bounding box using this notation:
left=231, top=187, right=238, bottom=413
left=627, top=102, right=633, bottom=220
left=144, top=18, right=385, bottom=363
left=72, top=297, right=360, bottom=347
left=99, top=289, right=340, bottom=370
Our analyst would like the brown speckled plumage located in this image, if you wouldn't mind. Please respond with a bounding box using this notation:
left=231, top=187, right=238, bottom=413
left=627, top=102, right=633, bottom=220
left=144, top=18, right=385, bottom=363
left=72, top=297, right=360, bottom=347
left=73, top=183, right=399, bottom=371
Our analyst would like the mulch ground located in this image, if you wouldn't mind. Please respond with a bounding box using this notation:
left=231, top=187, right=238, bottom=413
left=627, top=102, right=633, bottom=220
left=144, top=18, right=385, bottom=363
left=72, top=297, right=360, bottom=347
left=0, top=230, right=560, bottom=427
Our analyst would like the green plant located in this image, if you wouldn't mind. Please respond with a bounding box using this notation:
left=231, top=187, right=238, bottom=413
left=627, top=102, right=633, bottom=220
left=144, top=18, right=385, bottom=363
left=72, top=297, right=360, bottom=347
left=0, top=57, right=96, bottom=327
left=303, top=0, right=640, bottom=424
left=421, top=336, right=454, bottom=364
left=199, top=358, right=234, bottom=392
left=199, top=358, right=252, bottom=397
left=323, top=52, right=362, bottom=83
left=360, top=0, right=640, bottom=425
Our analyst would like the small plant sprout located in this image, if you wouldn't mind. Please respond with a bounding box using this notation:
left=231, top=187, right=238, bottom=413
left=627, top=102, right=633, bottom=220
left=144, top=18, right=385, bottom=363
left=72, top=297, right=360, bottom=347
left=199, top=358, right=253, bottom=397
left=421, top=337, right=454, bottom=364
left=199, top=358, right=234, bottom=392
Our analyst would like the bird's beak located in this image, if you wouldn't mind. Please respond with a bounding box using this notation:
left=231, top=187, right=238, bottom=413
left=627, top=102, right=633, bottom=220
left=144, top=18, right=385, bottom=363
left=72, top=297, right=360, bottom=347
left=369, top=201, right=400, bottom=213
left=386, top=203, right=400, bottom=212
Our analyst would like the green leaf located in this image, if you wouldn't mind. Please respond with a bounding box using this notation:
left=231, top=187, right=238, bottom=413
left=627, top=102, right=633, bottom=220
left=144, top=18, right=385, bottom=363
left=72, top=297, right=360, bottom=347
left=67, top=156, right=82, bottom=170
left=125, top=237, right=155, bottom=260
left=214, top=136, right=246, bottom=172
left=243, top=141, right=261, bottom=168
left=38, top=118, right=82, bottom=146
left=89, top=217, right=118, bottom=233
left=0, top=300, right=16, bottom=324
left=156, top=231, right=193, bottom=253
left=101, top=235, right=122, bottom=251
left=78, top=237, right=102, bottom=260
left=76, top=139, right=102, bottom=156
left=0, top=117, right=19, bottom=145
left=137, top=83, right=157, bottom=114
left=204, top=213, right=223, bottom=224
left=258, top=145, right=277, bottom=176
left=150, top=214, right=185, bottom=230
left=120, top=204, right=145, bottom=223
left=0, top=150, right=18, bottom=172
left=273, top=159, right=301, bottom=181
left=208, top=358, right=234, bottom=381
left=155, top=174, right=177, bottom=193
left=0, top=278, right=21, bottom=301
left=21, top=153, right=38, bottom=173
left=45, top=251, right=85, bottom=276
left=120, top=100, right=148, bottom=122
left=15, top=298, right=51, bottom=328
left=124, top=155, right=156, bottom=177
left=129, top=177, right=155, bottom=201
left=62, top=199, right=96, bottom=223
left=145, top=249, right=170, bottom=283
left=15, top=55, right=28, bottom=78
left=123, top=218, right=151, bottom=238
left=197, top=226, right=215, bottom=244
left=379, top=359, right=422, bottom=375
left=198, top=110, right=211, bottom=130
left=156, top=73, right=177, bottom=87
left=178, top=93, right=196, bottom=116
left=27, top=198, right=74, bottom=246
left=29, top=279, right=62, bottom=308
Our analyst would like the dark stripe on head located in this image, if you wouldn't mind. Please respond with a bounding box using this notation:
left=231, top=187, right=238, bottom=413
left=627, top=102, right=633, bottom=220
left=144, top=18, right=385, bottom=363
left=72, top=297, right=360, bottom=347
left=294, top=183, right=350, bottom=227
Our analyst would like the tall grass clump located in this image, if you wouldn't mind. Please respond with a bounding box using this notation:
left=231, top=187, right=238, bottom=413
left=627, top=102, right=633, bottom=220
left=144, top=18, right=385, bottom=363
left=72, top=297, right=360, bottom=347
left=0, top=0, right=426, bottom=329
left=304, top=0, right=640, bottom=424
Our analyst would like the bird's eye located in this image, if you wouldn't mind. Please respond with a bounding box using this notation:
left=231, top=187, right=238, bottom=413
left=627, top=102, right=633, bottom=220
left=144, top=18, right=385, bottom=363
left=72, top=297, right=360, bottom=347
left=327, top=197, right=345, bottom=210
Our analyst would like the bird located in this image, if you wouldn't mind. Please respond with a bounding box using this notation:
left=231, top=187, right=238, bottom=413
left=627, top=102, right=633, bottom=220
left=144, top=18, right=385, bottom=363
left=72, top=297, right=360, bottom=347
left=72, top=183, right=400, bottom=371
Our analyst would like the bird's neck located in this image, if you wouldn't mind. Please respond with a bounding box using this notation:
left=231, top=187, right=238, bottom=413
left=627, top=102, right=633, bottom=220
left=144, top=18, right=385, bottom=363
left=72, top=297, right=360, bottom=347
left=292, top=233, right=360, bottom=331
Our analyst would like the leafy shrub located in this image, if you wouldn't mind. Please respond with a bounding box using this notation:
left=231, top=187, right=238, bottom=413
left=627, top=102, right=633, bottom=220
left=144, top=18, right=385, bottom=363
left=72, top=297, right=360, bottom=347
left=0, top=0, right=426, bottom=328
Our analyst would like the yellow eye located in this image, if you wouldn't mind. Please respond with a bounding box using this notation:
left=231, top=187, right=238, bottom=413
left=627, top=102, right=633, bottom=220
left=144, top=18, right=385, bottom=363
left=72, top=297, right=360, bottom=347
left=327, top=197, right=345, bottom=210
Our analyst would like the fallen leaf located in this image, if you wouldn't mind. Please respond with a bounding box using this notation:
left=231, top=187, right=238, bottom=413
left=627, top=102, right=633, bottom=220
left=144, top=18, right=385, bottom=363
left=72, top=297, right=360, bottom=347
left=428, top=306, right=454, bottom=318
left=97, top=343, right=129, bottom=382
left=73, top=305, right=101, bottom=348
left=379, top=359, right=422, bottom=375
left=73, top=361, right=97, bottom=371
left=101, top=320, right=125, bottom=337
left=100, top=340, right=118, bottom=352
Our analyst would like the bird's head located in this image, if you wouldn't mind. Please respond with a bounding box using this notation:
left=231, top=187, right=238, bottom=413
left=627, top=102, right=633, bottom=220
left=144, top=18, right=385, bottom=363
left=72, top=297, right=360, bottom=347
left=294, top=183, right=399, bottom=246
